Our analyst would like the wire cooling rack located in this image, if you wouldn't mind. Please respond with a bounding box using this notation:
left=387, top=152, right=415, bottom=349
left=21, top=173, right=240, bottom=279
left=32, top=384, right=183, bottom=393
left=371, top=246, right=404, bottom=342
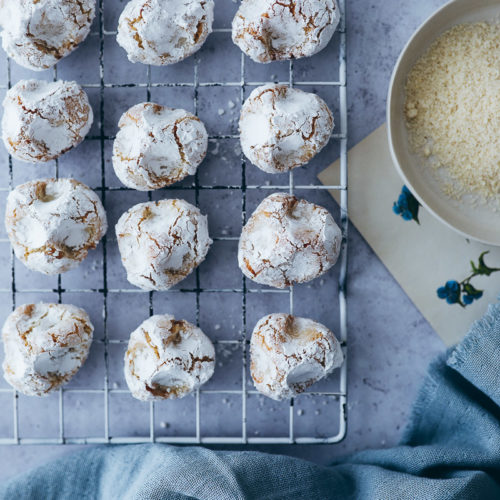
left=0, top=0, right=348, bottom=445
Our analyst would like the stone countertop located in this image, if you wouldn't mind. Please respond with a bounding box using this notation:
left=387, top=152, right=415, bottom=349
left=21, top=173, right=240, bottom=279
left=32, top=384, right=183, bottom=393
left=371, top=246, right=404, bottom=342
left=0, top=0, right=447, bottom=480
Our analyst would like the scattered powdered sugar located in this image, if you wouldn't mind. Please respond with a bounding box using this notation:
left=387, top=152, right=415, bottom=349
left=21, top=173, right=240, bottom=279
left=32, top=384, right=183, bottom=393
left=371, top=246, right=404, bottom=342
left=115, top=199, right=212, bottom=291
left=232, top=0, right=340, bottom=63
left=113, top=102, right=208, bottom=191
left=0, top=0, right=95, bottom=71
left=239, top=84, right=333, bottom=173
left=2, top=303, right=94, bottom=396
left=250, top=313, right=343, bottom=401
left=238, top=193, right=342, bottom=288
left=210, top=140, right=220, bottom=156
left=2, top=79, right=93, bottom=163
left=6, top=178, right=107, bottom=275
left=124, top=314, right=215, bottom=401
left=117, top=0, right=214, bottom=66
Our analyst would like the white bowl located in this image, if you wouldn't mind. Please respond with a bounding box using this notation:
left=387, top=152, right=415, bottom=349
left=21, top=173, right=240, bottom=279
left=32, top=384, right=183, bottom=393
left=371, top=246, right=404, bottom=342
left=387, top=0, right=500, bottom=246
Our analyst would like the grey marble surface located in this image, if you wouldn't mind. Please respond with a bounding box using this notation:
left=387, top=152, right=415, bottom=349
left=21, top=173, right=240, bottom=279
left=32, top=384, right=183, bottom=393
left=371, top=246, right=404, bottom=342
left=0, top=0, right=448, bottom=481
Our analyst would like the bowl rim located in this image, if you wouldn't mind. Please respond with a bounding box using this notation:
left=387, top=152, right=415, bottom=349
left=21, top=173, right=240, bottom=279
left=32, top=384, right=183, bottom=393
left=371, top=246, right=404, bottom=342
left=386, top=0, right=500, bottom=246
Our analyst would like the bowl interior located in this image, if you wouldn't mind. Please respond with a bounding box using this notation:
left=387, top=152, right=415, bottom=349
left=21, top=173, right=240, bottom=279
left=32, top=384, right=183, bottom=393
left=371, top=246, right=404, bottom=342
left=388, top=0, right=500, bottom=245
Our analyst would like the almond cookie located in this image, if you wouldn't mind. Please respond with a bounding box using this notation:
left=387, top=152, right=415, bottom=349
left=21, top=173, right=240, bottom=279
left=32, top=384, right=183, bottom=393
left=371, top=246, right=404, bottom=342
left=117, top=0, right=214, bottom=66
left=0, top=0, right=95, bottom=71
left=6, top=178, right=107, bottom=275
left=2, top=303, right=94, bottom=396
left=239, top=84, right=333, bottom=173
left=250, top=313, right=343, bottom=400
left=238, top=193, right=341, bottom=288
left=116, top=199, right=212, bottom=291
left=124, top=314, right=215, bottom=401
left=113, top=103, right=208, bottom=191
left=2, top=79, right=93, bottom=163
left=232, top=0, right=340, bottom=63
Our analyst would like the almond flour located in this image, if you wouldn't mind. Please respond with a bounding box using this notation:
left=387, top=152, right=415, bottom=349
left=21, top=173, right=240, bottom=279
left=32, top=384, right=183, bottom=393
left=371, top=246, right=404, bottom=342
left=405, top=22, right=500, bottom=203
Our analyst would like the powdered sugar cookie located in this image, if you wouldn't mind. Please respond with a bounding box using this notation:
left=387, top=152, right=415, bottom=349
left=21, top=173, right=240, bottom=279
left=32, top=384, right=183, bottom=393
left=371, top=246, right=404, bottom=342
left=238, top=193, right=341, bottom=288
left=2, top=79, right=93, bottom=163
left=2, top=303, right=94, bottom=396
left=117, top=0, right=214, bottom=66
left=5, top=178, right=107, bottom=275
left=250, top=313, right=343, bottom=400
left=113, top=103, right=208, bottom=191
left=0, top=0, right=95, bottom=71
left=232, top=0, right=340, bottom=63
left=124, top=314, right=215, bottom=401
left=239, top=84, right=333, bottom=173
left=116, top=199, right=212, bottom=291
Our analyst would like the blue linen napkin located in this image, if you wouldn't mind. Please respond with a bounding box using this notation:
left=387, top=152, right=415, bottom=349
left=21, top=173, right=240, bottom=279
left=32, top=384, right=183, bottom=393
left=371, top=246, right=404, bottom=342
left=2, top=304, right=500, bottom=499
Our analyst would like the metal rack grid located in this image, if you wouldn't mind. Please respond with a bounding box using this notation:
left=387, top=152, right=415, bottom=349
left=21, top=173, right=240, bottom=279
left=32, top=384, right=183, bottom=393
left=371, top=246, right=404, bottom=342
left=0, top=0, right=348, bottom=445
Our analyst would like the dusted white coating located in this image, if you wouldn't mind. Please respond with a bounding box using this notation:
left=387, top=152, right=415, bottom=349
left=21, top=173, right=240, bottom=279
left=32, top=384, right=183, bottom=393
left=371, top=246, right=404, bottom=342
left=239, top=84, right=334, bottom=173
left=2, top=303, right=94, bottom=397
left=250, top=313, right=343, bottom=400
left=5, top=178, right=107, bottom=275
left=115, top=199, right=212, bottom=291
left=117, top=0, right=214, bottom=66
left=124, top=314, right=215, bottom=401
left=2, top=79, right=93, bottom=163
left=238, top=193, right=342, bottom=288
left=113, top=102, right=208, bottom=191
left=232, top=0, right=340, bottom=63
left=0, top=0, right=95, bottom=71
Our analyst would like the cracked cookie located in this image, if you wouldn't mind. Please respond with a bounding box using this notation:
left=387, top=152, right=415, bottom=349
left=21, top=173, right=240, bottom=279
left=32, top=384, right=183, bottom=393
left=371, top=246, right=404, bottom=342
left=2, top=79, right=93, bottom=163
left=238, top=193, right=341, bottom=288
left=124, top=314, right=215, bottom=401
left=2, top=303, right=94, bottom=396
left=239, top=84, right=333, bottom=173
left=6, top=178, right=107, bottom=275
left=232, top=0, right=340, bottom=63
left=115, top=199, right=212, bottom=291
left=250, top=313, right=343, bottom=400
left=117, top=0, right=214, bottom=66
left=113, top=102, right=208, bottom=191
left=0, top=0, right=96, bottom=71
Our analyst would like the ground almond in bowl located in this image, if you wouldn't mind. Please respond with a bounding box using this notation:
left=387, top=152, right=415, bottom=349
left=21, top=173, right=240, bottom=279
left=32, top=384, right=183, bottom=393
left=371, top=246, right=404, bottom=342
left=405, top=22, right=500, bottom=203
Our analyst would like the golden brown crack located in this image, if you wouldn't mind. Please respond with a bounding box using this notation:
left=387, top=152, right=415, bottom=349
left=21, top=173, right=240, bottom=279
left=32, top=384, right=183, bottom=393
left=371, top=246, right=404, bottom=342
left=126, top=1, right=150, bottom=51
left=143, top=329, right=160, bottom=360
left=145, top=382, right=190, bottom=399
